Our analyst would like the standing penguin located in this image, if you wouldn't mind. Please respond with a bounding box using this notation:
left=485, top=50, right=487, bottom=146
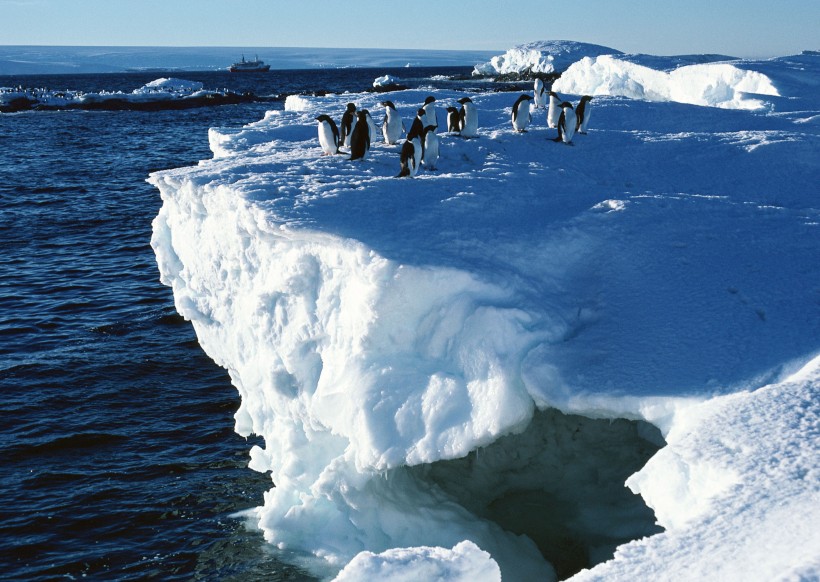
left=511, top=94, right=533, bottom=132
left=407, top=108, right=426, bottom=141
left=458, top=97, right=478, bottom=138
left=552, top=101, right=576, bottom=144
left=575, top=95, right=593, bottom=134
left=533, top=78, right=547, bottom=109
left=349, top=111, right=370, bottom=160
left=397, top=135, right=423, bottom=177
left=340, top=102, right=357, bottom=147
left=315, top=114, right=340, bottom=155
left=421, top=125, right=439, bottom=170
left=362, top=108, right=379, bottom=143
left=547, top=91, right=562, bottom=129
left=381, top=100, right=405, bottom=144
left=421, top=96, right=438, bottom=130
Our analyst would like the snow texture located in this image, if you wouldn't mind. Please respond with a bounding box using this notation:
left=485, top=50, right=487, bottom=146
left=150, top=49, right=820, bottom=581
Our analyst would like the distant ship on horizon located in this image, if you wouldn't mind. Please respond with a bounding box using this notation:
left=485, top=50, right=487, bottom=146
left=229, top=54, right=270, bottom=73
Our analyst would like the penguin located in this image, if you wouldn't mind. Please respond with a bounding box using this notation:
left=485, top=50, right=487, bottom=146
left=407, top=108, right=426, bottom=141
left=446, top=106, right=461, bottom=133
left=511, top=94, right=533, bottom=132
left=421, top=125, right=439, bottom=170
left=340, top=102, right=357, bottom=147
left=315, top=114, right=340, bottom=155
left=362, top=108, right=379, bottom=143
left=575, top=95, right=593, bottom=134
left=421, top=96, right=437, bottom=131
left=552, top=101, right=576, bottom=144
left=533, top=78, right=547, bottom=109
left=349, top=111, right=370, bottom=160
left=457, top=97, right=478, bottom=138
left=547, top=91, right=562, bottom=129
left=397, top=135, right=423, bottom=177
left=381, top=100, right=405, bottom=144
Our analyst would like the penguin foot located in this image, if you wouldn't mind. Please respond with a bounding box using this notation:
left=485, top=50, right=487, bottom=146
left=551, top=136, right=562, bottom=142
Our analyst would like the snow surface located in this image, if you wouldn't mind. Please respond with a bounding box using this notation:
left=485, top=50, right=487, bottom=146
left=472, top=40, right=621, bottom=76
left=150, top=50, right=820, bottom=581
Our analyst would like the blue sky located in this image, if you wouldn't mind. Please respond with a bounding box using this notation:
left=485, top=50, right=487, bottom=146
left=1, top=0, right=817, bottom=57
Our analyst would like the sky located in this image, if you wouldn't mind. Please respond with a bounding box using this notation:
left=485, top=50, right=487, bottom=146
left=0, top=0, right=817, bottom=58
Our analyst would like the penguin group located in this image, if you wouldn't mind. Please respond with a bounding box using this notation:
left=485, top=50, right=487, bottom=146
left=313, top=86, right=593, bottom=176
left=538, top=83, right=594, bottom=145
left=315, top=94, right=481, bottom=178
left=505, top=80, right=594, bottom=144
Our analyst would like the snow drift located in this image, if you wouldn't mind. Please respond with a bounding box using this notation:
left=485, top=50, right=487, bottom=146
left=150, top=51, right=820, bottom=581
left=554, top=55, right=780, bottom=110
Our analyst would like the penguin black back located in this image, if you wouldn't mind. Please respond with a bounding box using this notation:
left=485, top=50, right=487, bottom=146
left=340, top=102, right=357, bottom=145
left=446, top=107, right=461, bottom=132
left=397, top=139, right=416, bottom=177
left=576, top=95, right=593, bottom=132
left=349, top=111, right=370, bottom=161
left=407, top=108, right=426, bottom=141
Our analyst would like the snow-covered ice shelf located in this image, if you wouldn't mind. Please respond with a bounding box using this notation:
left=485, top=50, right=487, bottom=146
left=150, top=50, right=820, bottom=581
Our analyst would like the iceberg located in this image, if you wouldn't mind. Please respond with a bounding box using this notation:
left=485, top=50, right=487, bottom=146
left=472, top=40, right=621, bottom=76
left=0, top=77, right=252, bottom=112
left=150, top=52, right=820, bottom=580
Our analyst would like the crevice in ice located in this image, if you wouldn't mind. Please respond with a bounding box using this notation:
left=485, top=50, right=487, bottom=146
left=409, top=408, right=665, bottom=580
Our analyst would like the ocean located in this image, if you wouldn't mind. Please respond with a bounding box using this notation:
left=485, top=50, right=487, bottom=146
left=0, top=65, right=494, bottom=581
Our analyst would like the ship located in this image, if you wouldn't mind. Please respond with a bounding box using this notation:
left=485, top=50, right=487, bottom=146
left=229, top=54, right=270, bottom=73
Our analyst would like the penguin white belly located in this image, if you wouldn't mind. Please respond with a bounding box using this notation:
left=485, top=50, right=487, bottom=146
left=422, top=103, right=437, bottom=129
left=580, top=107, right=592, bottom=133
left=461, top=103, right=478, bottom=137
left=534, top=79, right=546, bottom=108
left=383, top=110, right=403, bottom=144
left=422, top=132, right=439, bottom=170
left=547, top=96, right=561, bottom=128
left=344, top=117, right=357, bottom=147
left=317, top=123, right=336, bottom=155
left=366, top=114, right=378, bottom=143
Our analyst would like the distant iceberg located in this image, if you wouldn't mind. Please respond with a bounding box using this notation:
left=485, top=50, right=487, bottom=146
left=472, top=40, right=621, bottom=76
left=0, top=77, right=255, bottom=113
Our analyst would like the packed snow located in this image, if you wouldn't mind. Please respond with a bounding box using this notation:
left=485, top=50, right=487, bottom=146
left=150, top=48, right=820, bottom=581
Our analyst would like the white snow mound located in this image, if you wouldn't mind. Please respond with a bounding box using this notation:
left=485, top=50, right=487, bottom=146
left=333, top=540, right=501, bottom=582
left=554, top=55, right=779, bottom=109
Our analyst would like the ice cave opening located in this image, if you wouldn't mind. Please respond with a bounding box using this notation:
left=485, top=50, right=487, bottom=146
left=409, top=408, right=666, bottom=580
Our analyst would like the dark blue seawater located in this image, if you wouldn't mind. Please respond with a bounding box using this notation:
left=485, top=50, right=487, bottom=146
left=0, top=66, right=476, bottom=581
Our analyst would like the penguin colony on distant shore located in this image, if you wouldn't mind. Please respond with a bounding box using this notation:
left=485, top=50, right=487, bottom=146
left=315, top=87, right=593, bottom=176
